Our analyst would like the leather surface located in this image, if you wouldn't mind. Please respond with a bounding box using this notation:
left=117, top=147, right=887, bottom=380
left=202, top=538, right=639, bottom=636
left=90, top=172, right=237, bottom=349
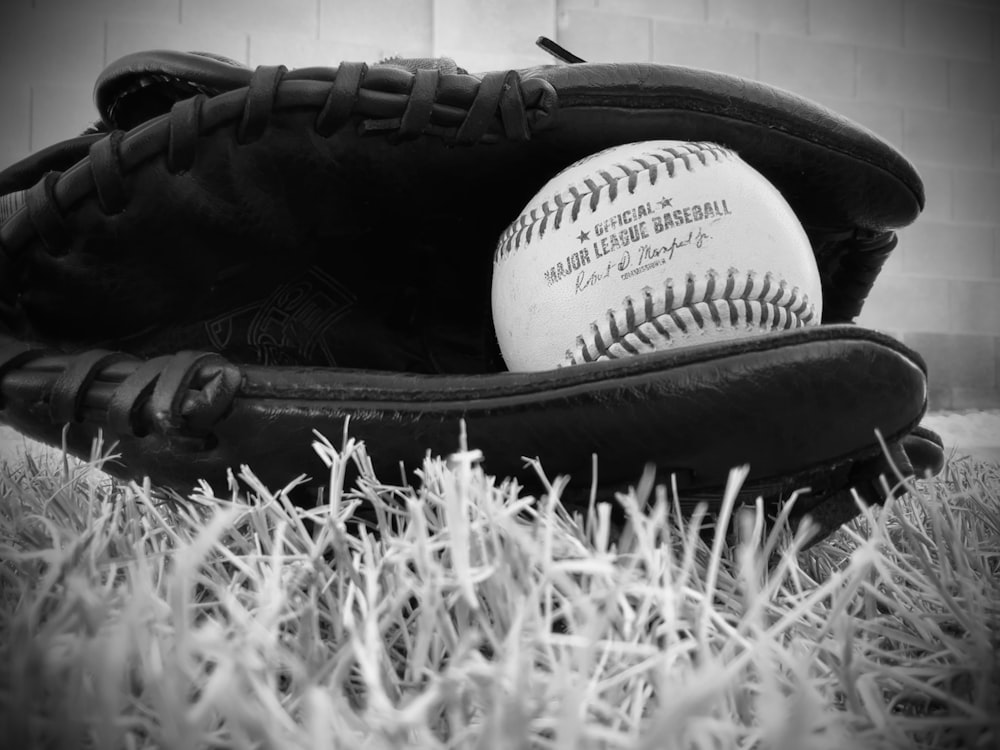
left=903, top=425, right=947, bottom=477
left=0, top=326, right=928, bottom=500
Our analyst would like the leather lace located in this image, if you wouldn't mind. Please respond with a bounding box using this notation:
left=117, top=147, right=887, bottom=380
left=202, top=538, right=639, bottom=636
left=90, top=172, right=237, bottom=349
left=0, top=341, right=241, bottom=443
left=1, top=60, right=555, bottom=255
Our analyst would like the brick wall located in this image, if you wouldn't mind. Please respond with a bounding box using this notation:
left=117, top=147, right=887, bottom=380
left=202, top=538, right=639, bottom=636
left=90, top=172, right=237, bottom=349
left=0, top=0, right=996, bottom=409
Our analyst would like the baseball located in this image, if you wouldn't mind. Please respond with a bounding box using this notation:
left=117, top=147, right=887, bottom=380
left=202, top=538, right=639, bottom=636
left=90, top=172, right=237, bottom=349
left=491, top=140, right=823, bottom=372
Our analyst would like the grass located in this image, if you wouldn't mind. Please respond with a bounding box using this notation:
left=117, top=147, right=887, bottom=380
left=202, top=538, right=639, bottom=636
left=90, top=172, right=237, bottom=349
left=0, top=425, right=997, bottom=749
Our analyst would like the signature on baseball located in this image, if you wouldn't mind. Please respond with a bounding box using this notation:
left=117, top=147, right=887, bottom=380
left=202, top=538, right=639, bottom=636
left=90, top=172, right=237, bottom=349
left=575, top=228, right=712, bottom=294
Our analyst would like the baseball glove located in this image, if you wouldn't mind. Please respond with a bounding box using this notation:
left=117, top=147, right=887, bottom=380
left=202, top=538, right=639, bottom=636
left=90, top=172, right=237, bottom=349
left=0, top=38, right=944, bottom=543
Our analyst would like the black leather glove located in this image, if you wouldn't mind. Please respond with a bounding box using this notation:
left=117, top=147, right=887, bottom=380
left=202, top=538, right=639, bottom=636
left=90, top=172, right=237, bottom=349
left=0, top=39, right=944, bottom=544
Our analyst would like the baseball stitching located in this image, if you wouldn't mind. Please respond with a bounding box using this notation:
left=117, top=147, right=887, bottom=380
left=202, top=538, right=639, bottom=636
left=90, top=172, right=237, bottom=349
left=494, top=141, right=734, bottom=262
left=563, top=267, right=817, bottom=366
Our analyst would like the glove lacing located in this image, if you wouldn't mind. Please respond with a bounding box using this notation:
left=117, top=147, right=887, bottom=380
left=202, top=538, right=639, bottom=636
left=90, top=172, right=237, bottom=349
left=0, top=57, right=559, bottom=444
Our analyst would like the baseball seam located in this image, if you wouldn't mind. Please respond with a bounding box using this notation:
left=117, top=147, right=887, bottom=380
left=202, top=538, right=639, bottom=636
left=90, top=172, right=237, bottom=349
left=494, top=141, right=733, bottom=262
left=563, top=268, right=816, bottom=365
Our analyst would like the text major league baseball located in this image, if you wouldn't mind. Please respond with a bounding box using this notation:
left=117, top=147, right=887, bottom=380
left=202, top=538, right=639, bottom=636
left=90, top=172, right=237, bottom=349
left=543, top=197, right=733, bottom=287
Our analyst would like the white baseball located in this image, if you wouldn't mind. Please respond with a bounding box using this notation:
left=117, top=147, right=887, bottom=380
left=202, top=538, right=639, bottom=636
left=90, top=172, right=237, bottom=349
left=491, top=140, right=823, bottom=372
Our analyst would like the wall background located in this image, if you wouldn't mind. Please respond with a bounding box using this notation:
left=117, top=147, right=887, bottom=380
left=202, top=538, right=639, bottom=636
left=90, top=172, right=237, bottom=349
left=0, top=0, right=997, bottom=410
